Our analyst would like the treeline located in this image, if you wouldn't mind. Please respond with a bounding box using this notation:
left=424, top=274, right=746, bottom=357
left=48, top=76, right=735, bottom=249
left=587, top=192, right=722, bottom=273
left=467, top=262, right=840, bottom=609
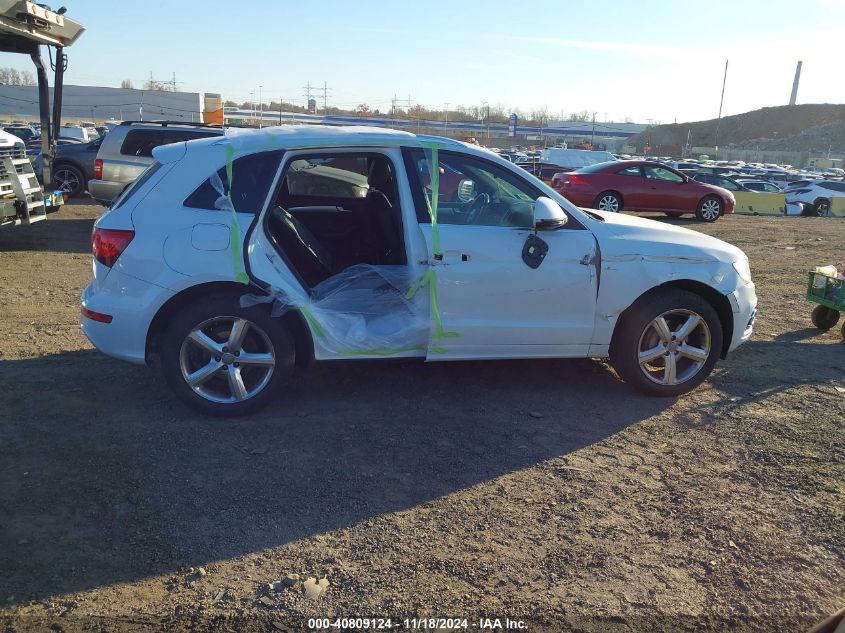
left=0, top=67, right=35, bottom=86
left=222, top=99, right=634, bottom=127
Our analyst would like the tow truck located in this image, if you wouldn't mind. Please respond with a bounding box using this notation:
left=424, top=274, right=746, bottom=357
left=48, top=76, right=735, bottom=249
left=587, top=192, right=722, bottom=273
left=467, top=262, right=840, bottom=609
left=0, top=1, right=83, bottom=227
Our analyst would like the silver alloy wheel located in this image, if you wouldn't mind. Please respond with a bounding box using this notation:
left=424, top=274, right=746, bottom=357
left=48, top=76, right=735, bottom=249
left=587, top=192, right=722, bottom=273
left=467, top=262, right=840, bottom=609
left=179, top=316, right=276, bottom=404
left=700, top=198, right=721, bottom=220
left=637, top=309, right=711, bottom=386
left=598, top=194, right=620, bottom=212
left=54, top=168, right=80, bottom=195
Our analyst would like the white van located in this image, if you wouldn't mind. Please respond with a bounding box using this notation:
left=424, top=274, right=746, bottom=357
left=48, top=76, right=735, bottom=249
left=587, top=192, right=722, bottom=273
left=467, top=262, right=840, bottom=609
left=540, top=148, right=615, bottom=169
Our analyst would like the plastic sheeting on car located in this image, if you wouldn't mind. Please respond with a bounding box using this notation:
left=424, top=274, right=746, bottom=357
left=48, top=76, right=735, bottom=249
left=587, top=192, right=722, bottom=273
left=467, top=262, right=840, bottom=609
left=241, top=263, right=430, bottom=356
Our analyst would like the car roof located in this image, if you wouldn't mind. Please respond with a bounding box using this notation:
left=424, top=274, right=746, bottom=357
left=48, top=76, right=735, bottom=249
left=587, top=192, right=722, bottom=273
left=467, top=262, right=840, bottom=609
left=162, top=125, right=478, bottom=163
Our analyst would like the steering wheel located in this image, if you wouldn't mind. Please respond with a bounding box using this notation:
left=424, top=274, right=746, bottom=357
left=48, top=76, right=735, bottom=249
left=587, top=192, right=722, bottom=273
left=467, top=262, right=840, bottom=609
left=465, top=192, right=490, bottom=225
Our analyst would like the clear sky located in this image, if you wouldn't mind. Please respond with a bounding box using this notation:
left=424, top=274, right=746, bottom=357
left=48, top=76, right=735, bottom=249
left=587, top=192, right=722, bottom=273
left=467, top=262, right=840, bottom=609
left=3, top=0, right=844, bottom=124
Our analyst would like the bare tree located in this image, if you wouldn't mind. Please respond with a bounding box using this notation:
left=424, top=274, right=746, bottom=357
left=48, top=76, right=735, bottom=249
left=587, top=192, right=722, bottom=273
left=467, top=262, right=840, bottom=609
left=120, top=79, right=134, bottom=89
left=20, top=70, right=35, bottom=85
left=355, top=103, right=373, bottom=117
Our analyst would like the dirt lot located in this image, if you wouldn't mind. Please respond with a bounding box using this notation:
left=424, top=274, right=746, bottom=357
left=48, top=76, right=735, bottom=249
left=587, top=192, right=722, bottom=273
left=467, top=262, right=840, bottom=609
left=1, top=203, right=843, bottom=632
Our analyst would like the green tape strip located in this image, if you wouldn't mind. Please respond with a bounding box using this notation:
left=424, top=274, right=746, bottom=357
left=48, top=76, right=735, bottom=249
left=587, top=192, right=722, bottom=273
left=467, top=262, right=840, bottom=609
left=224, top=144, right=249, bottom=284
left=300, top=305, right=326, bottom=338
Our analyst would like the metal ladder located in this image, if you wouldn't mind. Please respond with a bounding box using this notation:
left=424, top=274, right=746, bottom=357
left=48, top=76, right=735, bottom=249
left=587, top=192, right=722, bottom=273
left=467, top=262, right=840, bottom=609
left=0, top=155, right=47, bottom=227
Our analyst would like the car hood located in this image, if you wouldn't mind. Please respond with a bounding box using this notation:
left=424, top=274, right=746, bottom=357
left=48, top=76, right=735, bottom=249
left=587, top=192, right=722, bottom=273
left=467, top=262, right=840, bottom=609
left=589, top=210, right=746, bottom=263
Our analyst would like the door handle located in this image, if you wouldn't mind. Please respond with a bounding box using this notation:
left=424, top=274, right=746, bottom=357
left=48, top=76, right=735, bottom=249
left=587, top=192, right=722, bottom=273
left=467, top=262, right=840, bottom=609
left=436, top=250, right=469, bottom=263
left=580, top=253, right=594, bottom=265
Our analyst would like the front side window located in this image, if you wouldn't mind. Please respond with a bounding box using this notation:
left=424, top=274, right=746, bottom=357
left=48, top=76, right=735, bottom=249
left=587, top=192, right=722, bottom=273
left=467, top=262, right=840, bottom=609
left=718, top=178, right=739, bottom=190
left=644, top=166, right=685, bottom=182
left=184, top=150, right=283, bottom=214
left=404, top=149, right=538, bottom=228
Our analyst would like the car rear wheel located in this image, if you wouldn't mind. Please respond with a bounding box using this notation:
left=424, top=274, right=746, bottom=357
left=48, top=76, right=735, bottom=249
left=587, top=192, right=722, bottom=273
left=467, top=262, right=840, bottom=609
left=595, top=191, right=622, bottom=212
left=53, top=164, right=85, bottom=198
left=160, top=295, right=294, bottom=416
left=695, top=196, right=723, bottom=222
left=610, top=289, right=723, bottom=397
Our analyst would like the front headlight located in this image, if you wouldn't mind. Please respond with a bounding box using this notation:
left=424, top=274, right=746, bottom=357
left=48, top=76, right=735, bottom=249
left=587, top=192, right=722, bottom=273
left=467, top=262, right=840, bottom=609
left=733, top=259, right=752, bottom=284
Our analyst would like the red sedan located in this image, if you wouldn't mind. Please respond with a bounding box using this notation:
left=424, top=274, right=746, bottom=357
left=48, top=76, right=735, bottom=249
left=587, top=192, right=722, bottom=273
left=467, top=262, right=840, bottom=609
left=553, top=160, right=735, bottom=222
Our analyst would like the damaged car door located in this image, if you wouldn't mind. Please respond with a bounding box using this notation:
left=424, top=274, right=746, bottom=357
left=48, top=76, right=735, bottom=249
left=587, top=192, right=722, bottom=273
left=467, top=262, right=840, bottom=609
left=403, top=148, right=598, bottom=359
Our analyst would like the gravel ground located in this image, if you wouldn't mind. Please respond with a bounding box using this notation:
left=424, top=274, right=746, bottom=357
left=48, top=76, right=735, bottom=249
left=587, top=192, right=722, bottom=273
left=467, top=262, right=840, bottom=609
left=0, top=202, right=843, bottom=632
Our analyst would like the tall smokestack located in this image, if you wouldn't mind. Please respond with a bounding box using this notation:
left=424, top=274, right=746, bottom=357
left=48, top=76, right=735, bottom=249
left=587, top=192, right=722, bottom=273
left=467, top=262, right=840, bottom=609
left=789, top=61, right=802, bottom=106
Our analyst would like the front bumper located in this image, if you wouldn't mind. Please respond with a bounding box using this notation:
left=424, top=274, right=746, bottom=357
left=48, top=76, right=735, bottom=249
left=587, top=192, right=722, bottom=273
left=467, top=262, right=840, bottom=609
left=727, top=282, right=757, bottom=353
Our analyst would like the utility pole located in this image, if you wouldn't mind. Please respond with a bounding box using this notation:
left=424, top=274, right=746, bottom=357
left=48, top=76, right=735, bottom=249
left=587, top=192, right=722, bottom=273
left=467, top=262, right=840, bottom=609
left=714, top=59, right=728, bottom=153
left=321, top=81, right=330, bottom=114
left=279, top=96, right=283, bottom=125
left=303, top=81, right=314, bottom=112
left=444, top=102, right=450, bottom=131
left=590, top=112, right=596, bottom=149
left=259, top=85, right=263, bottom=128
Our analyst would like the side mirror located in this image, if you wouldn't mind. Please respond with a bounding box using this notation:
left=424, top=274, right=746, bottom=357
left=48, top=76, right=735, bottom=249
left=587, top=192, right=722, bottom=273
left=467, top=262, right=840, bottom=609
left=534, top=196, right=568, bottom=230
left=457, top=179, right=475, bottom=202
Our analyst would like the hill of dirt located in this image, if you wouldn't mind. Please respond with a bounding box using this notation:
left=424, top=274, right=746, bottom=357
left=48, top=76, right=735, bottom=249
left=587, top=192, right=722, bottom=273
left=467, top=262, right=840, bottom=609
left=628, top=104, right=845, bottom=153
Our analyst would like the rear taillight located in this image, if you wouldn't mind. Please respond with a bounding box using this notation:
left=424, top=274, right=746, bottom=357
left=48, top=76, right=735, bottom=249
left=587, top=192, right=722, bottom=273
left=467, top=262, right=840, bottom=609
left=567, top=174, right=587, bottom=186
left=92, top=227, right=134, bottom=267
left=81, top=306, right=113, bottom=324
left=93, top=158, right=103, bottom=180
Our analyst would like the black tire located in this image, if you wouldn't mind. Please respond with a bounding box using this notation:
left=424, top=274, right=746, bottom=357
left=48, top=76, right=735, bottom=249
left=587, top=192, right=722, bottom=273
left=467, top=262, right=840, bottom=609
left=811, top=305, right=840, bottom=330
left=814, top=198, right=831, bottom=216
left=610, top=288, right=723, bottom=397
left=594, top=191, right=622, bottom=212
left=801, top=203, right=821, bottom=217
left=52, top=163, right=85, bottom=198
left=695, top=195, right=723, bottom=222
left=160, top=294, right=295, bottom=416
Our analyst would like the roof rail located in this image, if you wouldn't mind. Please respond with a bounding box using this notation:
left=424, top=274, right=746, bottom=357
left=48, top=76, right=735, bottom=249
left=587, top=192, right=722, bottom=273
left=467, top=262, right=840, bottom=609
left=118, top=120, right=223, bottom=129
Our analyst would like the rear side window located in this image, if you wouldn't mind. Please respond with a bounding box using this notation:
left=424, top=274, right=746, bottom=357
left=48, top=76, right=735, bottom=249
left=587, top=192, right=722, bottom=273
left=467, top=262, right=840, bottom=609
left=120, top=129, right=220, bottom=157
left=184, top=150, right=283, bottom=214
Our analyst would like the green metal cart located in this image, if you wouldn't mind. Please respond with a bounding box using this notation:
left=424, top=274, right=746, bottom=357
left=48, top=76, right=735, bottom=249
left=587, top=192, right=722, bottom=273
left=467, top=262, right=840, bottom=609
left=807, top=271, right=845, bottom=338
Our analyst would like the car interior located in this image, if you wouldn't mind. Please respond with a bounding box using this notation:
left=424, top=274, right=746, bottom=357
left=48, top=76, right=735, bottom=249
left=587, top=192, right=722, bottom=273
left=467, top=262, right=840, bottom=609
left=266, top=153, right=406, bottom=288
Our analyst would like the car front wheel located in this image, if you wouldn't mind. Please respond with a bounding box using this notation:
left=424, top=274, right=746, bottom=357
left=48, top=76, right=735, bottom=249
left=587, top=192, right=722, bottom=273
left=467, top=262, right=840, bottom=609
left=160, top=295, right=294, bottom=416
left=610, top=289, right=723, bottom=397
left=696, top=196, right=723, bottom=222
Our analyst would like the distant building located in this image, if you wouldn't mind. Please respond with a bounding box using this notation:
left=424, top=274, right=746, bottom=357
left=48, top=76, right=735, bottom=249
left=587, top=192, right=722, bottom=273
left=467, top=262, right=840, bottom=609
left=0, top=84, right=204, bottom=123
